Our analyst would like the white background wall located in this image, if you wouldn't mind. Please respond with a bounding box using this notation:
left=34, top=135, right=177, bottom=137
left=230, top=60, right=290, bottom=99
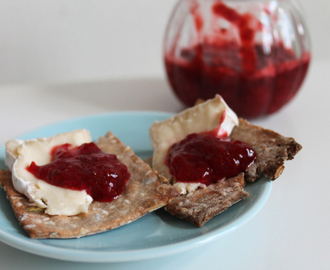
left=0, top=0, right=328, bottom=85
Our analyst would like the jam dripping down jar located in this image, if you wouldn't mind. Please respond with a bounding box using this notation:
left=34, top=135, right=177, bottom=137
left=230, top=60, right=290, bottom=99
left=163, top=0, right=311, bottom=119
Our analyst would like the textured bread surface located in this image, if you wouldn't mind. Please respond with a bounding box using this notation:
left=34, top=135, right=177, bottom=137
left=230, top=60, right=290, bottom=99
left=165, top=173, right=248, bottom=227
left=231, top=119, right=302, bottom=182
left=164, top=119, right=302, bottom=226
left=0, top=132, right=179, bottom=239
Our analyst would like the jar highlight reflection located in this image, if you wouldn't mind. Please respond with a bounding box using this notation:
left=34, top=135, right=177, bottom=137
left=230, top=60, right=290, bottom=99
left=163, top=0, right=311, bottom=119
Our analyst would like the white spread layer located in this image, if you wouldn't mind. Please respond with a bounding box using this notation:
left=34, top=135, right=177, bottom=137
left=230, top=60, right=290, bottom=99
left=149, top=95, right=238, bottom=194
left=5, top=129, right=93, bottom=216
left=172, top=182, right=207, bottom=195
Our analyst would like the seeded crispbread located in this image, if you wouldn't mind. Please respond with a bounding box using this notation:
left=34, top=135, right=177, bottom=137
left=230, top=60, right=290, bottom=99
left=0, top=131, right=179, bottom=238
left=163, top=119, right=302, bottom=227
left=165, top=173, right=248, bottom=227
left=231, top=119, right=302, bottom=182
left=150, top=95, right=302, bottom=227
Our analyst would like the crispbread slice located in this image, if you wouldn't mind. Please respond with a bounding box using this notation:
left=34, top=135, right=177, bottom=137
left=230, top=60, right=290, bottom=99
left=0, top=131, right=179, bottom=239
left=163, top=119, right=302, bottom=227
left=165, top=173, right=248, bottom=227
left=230, top=119, right=302, bottom=182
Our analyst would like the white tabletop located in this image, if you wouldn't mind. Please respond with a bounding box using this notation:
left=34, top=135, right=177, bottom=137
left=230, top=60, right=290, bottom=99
left=0, top=59, right=329, bottom=270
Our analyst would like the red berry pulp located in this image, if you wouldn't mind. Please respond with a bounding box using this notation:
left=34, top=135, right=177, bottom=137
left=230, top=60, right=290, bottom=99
left=166, top=132, right=256, bottom=185
left=164, top=1, right=310, bottom=119
left=26, top=142, right=130, bottom=202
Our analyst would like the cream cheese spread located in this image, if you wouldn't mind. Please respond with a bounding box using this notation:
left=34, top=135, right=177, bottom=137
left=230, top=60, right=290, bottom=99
left=150, top=95, right=239, bottom=194
left=5, top=129, right=93, bottom=216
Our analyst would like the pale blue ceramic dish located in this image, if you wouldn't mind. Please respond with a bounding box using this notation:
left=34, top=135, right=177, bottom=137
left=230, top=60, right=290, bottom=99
left=0, top=112, right=272, bottom=262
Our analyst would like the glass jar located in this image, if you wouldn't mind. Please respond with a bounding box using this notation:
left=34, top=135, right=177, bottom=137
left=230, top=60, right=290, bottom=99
left=163, top=0, right=311, bottom=119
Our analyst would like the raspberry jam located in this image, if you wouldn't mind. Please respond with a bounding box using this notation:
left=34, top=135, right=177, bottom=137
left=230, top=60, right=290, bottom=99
left=164, top=0, right=311, bottom=119
left=166, top=132, right=256, bottom=185
left=26, top=142, right=130, bottom=202
left=165, top=43, right=310, bottom=119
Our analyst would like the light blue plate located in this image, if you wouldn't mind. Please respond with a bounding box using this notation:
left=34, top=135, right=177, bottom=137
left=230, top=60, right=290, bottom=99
left=0, top=111, right=272, bottom=262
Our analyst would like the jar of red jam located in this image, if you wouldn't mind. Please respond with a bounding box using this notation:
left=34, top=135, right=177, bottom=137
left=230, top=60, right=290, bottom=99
left=164, top=0, right=311, bottom=119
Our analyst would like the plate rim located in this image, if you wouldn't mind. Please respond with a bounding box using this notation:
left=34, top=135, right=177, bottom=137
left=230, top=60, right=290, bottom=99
left=0, top=111, right=272, bottom=263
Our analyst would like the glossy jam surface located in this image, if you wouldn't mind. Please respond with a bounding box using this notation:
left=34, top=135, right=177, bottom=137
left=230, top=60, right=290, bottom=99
left=27, top=142, right=130, bottom=202
left=166, top=132, right=256, bottom=185
left=164, top=1, right=310, bottom=119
